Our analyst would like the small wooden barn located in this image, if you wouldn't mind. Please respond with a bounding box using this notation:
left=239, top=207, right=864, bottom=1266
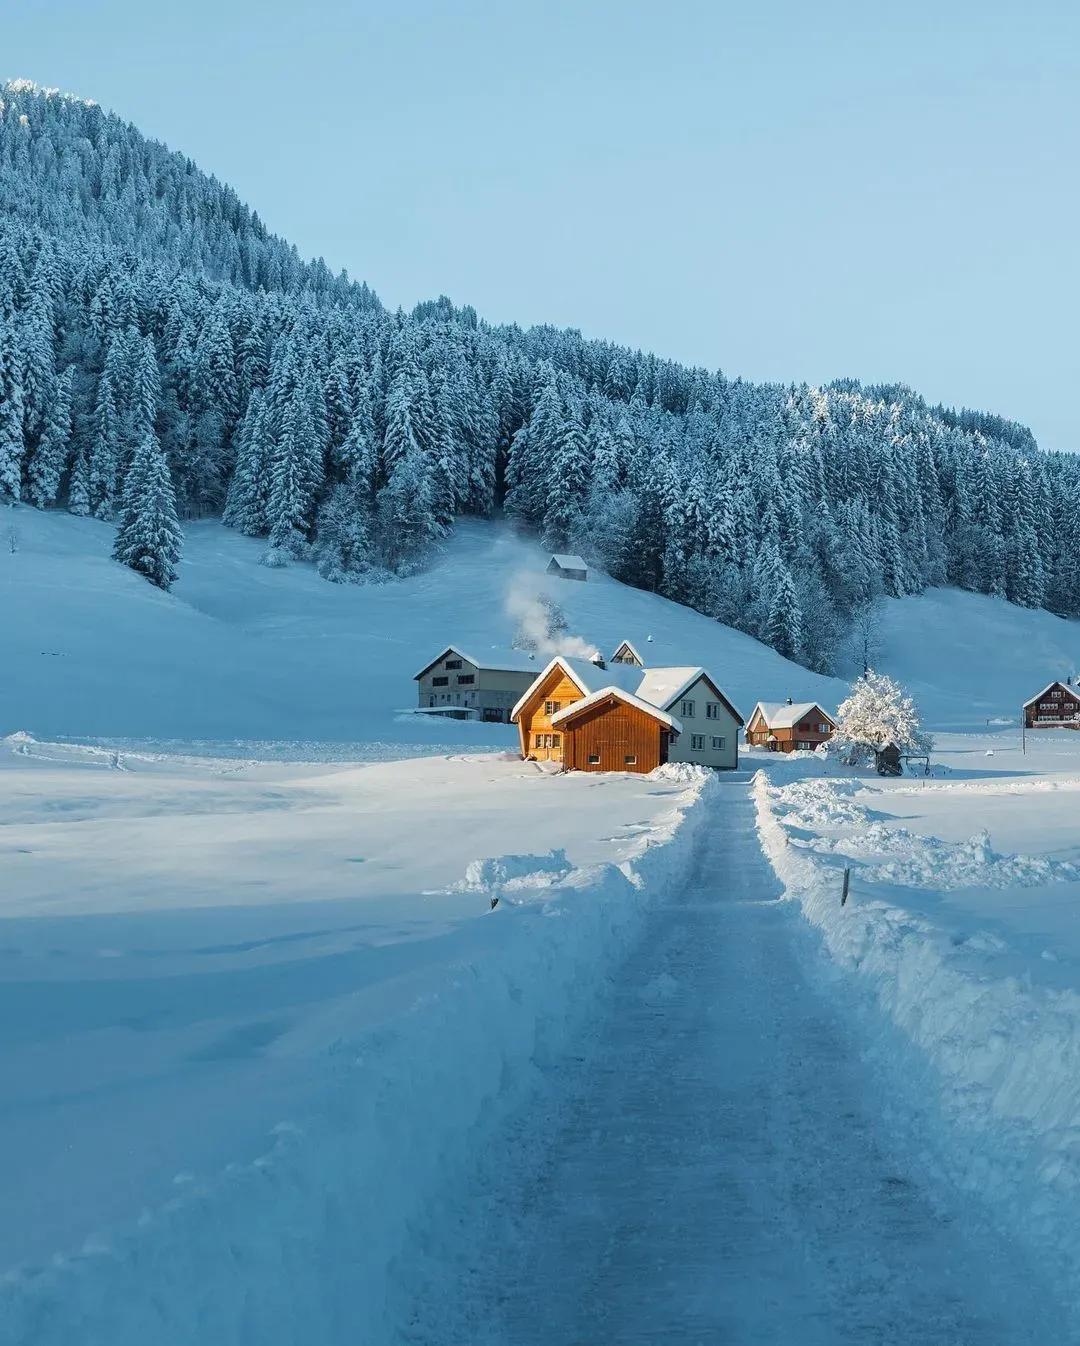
left=746, top=700, right=836, bottom=753
left=1024, top=680, right=1080, bottom=729
left=546, top=553, right=588, bottom=581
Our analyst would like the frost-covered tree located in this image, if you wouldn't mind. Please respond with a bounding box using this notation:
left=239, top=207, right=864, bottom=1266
left=26, top=364, right=73, bottom=507
left=111, top=431, right=183, bottom=589
left=834, top=670, right=932, bottom=765
left=0, top=320, right=25, bottom=500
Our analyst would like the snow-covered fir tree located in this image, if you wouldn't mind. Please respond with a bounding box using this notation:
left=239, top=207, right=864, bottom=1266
left=111, top=430, right=184, bottom=590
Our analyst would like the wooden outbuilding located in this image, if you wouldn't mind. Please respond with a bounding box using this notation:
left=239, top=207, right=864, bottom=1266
left=874, top=742, right=903, bottom=776
left=746, top=700, right=836, bottom=753
left=1023, top=680, right=1080, bottom=729
left=546, top=553, right=588, bottom=582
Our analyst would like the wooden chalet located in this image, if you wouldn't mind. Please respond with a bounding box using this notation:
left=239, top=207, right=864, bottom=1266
left=511, top=655, right=743, bottom=773
left=1024, top=680, right=1080, bottom=729
left=746, top=700, right=836, bottom=753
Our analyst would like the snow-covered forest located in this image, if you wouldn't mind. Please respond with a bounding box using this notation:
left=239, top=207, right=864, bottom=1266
left=1, top=79, right=1077, bottom=672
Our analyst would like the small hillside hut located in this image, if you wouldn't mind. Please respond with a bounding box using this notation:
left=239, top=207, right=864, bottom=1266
left=546, top=553, right=588, bottom=582
left=746, top=701, right=836, bottom=753
left=414, top=645, right=539, bottom=722
left=1024, top=680, right=1080, bottom=729
left=512, top=655, right=743, bottom=772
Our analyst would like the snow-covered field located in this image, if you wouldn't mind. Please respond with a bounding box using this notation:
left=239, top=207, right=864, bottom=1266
left=5, top=506, right=1080, bottom=1340
left=754, top=729, right=1080, bottom=1320
left=0, top=734, right=712, bottom=1340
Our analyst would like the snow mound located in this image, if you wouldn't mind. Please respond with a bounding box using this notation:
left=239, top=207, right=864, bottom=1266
left=453, top=849, right=572, bottom=894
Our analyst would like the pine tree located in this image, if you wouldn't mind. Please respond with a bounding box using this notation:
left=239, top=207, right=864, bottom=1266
left=112, top=431, right=183, bottom=589
left=26, top=364, right=73, bottom=507
left=0, top=321, right=25, bottom=500
left=222, top=389, right=269, bottom=535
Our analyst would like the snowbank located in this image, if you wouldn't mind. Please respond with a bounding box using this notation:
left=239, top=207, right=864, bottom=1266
left=753, top=769, right=1080, bottom=1313
left=0, top=769, right=714, bottom=1344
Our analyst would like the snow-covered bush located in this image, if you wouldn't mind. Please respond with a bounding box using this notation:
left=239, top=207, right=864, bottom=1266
left=833, top=669, right=932, bottom=766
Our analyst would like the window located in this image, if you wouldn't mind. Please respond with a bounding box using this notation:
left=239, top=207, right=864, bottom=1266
left=445, top=659, right=462, bottom=670
left=552, top=734, right=561, bottom=748
left=457, top=674, right=475, bottom=684
left=535, top=733, right=543, bottom=748
left=691, top=734, right=705, bottom=751
left=706, top=702, right=721, bottom=719
left=432, top=676, right=448, bottom=687
left=587, top=753, right=600, bottom=765
left=818, top=723, right=830, bottom=734
left=712, top=736, right=725, bottom=750
left=680, top=700, right=695, bottom=718
left=544, top=700, right=561, bottom=716
left=796, top=740, right=814, bottom=750
left=1053, top=689, right=1063, bottom=699
left=624, top=755, right=637, bottom=765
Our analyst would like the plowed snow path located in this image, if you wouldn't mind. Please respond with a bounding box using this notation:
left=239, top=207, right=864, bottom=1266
left=422, top=782, right=1064, bottom=1344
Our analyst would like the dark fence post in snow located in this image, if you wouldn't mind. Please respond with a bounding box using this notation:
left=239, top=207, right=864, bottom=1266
left=841, top=867, right=851, bottom=907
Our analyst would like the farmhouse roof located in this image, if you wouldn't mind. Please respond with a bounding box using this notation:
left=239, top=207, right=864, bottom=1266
left=636, top=667, right=745, bottom=724
left=549, top=686, right=683, bottom=734
left=510, top=655, right=741, bottom=725
left=1022, top=680, right=1080, bottom=709
left=750, top=701, right=835, bottom=730
left=549, top=553, right=588, bottom=570
left=413, top=644, right=540, bottom=680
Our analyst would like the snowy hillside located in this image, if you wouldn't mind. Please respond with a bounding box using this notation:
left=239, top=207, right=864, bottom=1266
left=5, top=505, right=1077, bottom=746
left=2, top=505, right=841, bottom=746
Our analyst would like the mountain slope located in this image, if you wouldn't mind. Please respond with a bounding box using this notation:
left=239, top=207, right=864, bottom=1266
left=4, top=505, right=1076, bottom=745
left=1, top=77, right=1078, bottom=683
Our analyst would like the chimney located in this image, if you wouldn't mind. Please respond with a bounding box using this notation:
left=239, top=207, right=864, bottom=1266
left=786, top=696, right=793, bottom=705
left=590, top=653, right=606, bottom=670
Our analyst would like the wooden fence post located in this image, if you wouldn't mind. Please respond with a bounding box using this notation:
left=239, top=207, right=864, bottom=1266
left=841, top=867, right=851, bottom=907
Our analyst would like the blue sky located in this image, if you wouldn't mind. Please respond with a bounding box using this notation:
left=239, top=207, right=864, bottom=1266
left=7, top=0, right=1078, bottom=449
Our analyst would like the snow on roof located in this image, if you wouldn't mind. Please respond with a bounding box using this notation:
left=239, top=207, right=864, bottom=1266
left=1022, top=680, right=1080, bottom=709
left=549, top=686, right=683, bottom=734
left=413, top=644, right=539, bottom=680
left=750, top=701, right=834, bottom=730
left=635, top=667, right=745, bottom=724
left=548, top=554, right=588, bottom=570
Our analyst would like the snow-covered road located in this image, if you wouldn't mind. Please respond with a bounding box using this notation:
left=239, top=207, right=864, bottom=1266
left=416, top=780, right=1066, bottom=1344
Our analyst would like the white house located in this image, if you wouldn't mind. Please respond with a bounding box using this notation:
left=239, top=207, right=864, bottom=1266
left=414, top=645, right=540, bottom=722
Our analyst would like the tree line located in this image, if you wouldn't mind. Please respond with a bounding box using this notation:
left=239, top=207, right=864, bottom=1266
left=2, top=79, right=1077, bottom=673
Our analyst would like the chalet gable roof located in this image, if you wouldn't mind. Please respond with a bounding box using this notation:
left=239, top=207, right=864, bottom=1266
left=511, top=655, right=743, bottom=725
left=413, top=644, right=540, bottom=680
left=1023, top=680, right=1080, bottom=709
left=610, top=639, right=644, bottom=665
left=749, top=701, right=836, bottom=730
left=549, top=686, right=683, bottom=734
